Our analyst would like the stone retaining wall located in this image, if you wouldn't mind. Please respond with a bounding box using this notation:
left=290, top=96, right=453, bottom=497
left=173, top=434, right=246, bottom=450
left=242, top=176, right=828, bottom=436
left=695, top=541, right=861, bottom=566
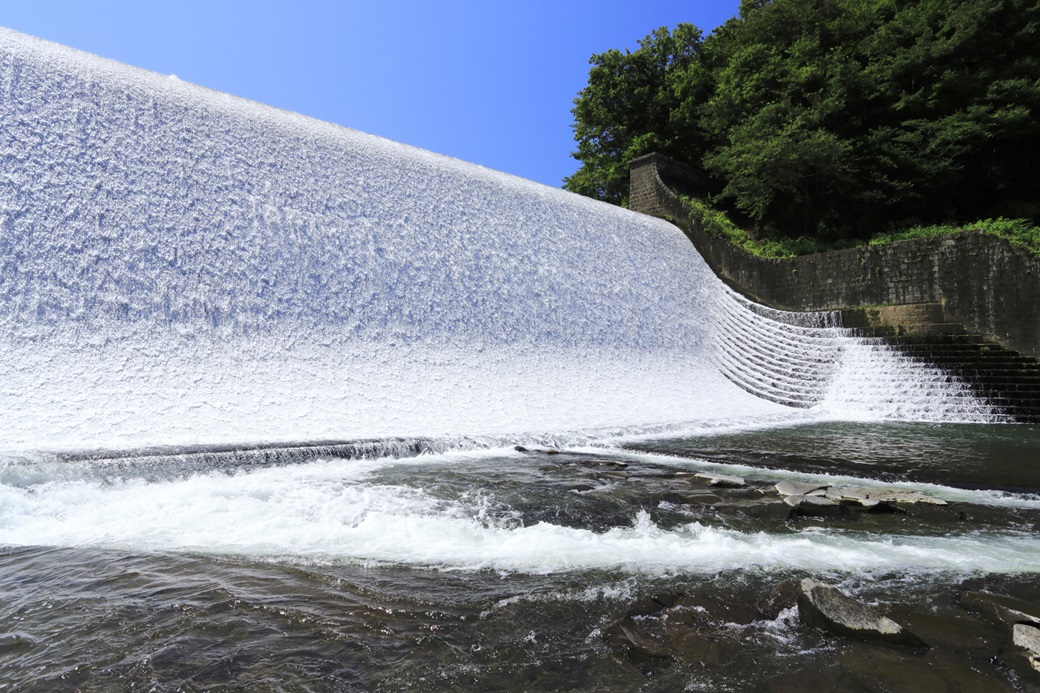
left=629, top=153, right=1040, bottom=360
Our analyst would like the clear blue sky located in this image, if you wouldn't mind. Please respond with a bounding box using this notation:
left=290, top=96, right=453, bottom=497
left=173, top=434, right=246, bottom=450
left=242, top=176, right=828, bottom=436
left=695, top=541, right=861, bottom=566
left=2, top=1, right=741, bottom=188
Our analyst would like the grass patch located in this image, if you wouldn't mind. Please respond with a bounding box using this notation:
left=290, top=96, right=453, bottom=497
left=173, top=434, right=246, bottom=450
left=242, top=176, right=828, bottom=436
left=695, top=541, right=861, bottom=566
left=681, top=196, right=1040, bottom=258
left=869, top=218, right=1040, bottom=256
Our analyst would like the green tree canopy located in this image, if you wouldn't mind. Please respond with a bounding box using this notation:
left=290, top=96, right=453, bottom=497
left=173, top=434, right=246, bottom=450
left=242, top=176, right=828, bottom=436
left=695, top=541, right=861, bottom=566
left=565, top=0, right=1040, bottom=241
left=563, top=24, right=707, bottom=206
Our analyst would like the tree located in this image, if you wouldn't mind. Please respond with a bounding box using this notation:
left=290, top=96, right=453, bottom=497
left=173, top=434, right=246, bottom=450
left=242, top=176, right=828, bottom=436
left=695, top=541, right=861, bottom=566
left=567, top=0, right=1040, bottom=240
left=564, top=24, right=707, bottom=206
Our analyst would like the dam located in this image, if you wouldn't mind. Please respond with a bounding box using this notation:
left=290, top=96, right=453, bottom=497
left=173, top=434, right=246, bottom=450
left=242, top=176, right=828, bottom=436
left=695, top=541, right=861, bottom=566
left=1, top=28, right=1039, bottom=691
left=0, top=28, right=997, bottom=455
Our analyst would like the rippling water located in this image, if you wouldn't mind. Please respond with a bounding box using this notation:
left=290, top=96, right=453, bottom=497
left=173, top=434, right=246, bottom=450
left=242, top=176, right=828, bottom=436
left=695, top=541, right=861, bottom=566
left=2, top=422, right=1039, bottom=691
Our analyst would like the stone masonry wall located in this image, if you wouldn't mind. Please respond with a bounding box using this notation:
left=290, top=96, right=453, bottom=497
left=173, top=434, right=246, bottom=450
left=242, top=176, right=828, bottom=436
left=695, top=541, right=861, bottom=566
left=629, top=154, right=1040, bottom=360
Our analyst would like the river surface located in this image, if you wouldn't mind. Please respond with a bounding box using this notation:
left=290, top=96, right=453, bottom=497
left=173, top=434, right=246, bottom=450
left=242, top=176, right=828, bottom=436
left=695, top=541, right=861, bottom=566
left=3, top=421, right=1039, bottom=692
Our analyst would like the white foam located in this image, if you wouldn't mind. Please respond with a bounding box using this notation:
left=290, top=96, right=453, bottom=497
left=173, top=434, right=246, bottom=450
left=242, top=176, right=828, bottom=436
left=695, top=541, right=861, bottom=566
left=0, top=26, right=1001, bottom=456
left=2, top=458, right=1038, bottom=575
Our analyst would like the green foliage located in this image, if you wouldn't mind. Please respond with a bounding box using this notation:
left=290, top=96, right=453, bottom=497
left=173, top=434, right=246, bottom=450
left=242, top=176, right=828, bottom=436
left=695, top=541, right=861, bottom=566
left=684, top=196, right=1040, bottom=258
left=870, top=218, right=1040, bottom=256
left=682, top=196, right=821, bottom=258
left=567, top=0, right=1040, bottom=239
left=563, top=24, right=707, bottom=206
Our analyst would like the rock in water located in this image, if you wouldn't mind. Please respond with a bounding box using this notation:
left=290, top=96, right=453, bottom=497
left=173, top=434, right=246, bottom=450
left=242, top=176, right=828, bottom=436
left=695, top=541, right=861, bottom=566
left=1013, top=624, right=1040, bottom=672
left=797, top=579, right=928, bottom=648
left=694, top=472, right=745, bottom=487
left=959, top=591, right=1040, bottom=628
left=783, top=494, right=838, bottom=508
left=775, top=480, right=828, bottom=497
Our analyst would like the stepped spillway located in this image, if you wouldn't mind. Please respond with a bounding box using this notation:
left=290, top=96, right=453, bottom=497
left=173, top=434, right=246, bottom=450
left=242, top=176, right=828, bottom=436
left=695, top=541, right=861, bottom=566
left=0, top=28, right=995, bottom=457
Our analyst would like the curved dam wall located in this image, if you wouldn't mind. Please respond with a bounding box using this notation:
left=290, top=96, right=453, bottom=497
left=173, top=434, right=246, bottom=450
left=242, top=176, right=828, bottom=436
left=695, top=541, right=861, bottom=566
left=0, top=28, right=785, bottom=452
left=630, top=153, right=1040, bottom=361
left=0, top=29, right=1000, bottom=455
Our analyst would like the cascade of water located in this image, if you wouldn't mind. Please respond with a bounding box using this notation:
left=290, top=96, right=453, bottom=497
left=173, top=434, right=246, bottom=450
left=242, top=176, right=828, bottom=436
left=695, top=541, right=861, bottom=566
left=711, top=289, right=846, bottom=408
left=0, top=28, right=999, bottom=457
left=820, top=336, right=1002, bottom=422
left=711, top=288, right=999, bottom=422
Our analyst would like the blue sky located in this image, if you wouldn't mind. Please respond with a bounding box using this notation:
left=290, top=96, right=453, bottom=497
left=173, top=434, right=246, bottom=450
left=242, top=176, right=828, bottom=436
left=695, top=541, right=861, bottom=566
left=2, top=1, right=741, bottom=188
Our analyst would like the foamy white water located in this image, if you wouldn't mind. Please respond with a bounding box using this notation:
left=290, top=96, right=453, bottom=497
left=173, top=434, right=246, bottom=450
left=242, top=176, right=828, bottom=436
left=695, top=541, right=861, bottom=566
left=0, top=28, right=1021, bottom=582
left=0, top=28, right=997, bottom=456
left=1, top=453, right=1038, bottom=574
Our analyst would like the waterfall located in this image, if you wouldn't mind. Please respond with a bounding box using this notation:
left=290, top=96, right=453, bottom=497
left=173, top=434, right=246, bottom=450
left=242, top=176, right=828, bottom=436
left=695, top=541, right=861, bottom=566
left=0, top=28, right=995, bottom=457
left=712, top=288, right=997, bottom=422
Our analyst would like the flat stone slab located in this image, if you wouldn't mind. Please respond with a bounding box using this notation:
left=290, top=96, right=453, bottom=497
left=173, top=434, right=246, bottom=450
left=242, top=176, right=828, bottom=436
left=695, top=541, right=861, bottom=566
left=835, top=486, right=947, bottom=506
left=783, top=494, right=838, bottom=507
left=775, top=484, right=950, bottom=507
left=797, top=579, right=927, bottom=648
left=775, top=480, right=828, bottom=497
left=694, top=472, right=745, bottom=487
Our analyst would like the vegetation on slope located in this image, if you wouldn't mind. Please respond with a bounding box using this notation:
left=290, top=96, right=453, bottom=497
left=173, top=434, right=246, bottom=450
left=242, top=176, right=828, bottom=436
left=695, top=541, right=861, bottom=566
left=683, top=195, right=1040, bottom=258
left=565, top=0, right=1040, bottom=246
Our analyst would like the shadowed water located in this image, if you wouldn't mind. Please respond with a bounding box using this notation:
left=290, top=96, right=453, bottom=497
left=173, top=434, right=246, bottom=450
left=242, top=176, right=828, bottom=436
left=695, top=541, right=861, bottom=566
left=2, top=426, right=1040, bottom=690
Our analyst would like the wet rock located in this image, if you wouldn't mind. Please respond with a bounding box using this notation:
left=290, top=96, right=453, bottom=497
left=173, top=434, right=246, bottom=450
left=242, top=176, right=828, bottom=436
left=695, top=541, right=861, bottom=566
left=784, top=494, right=849, bottom=519
left=693, top=472, right=745, bottom=487
left=585, top=459, right=628, bottom=469
left=600, top=617, right=671, bottom=661
left=594, top=470, right=629, bottom=481
left=1013, top=623, right=1040, bottom=672
left=832, top=486, right=947, bottom=506
left=782, top=494, right=838, bottom=508
left=775, top=480, right=828, bottom=497
left=775, top=481, right=948, bottom=509
left=959, top=591, right=1040, bottom=628
left=797, top=579, right=928, bottom=648
left=602, top=593, right=767, bottom=667
left=823, top=487, right=881, bottom=507
left=758, top=579, right=802, bottom=620
left=668, top=594, right=767, bottom=625
left=886, top=601, right=998, bottom=652
left=658, top=490, right=723, bottom=507
left=660, top=596, right=764, bottom=666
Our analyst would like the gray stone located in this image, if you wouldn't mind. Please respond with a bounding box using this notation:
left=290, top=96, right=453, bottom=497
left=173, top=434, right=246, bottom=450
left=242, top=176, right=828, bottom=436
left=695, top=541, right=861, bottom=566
left=797, top=579, right=928, bottom=648
left=783, top=494, right=838, bottom=508
left=825, top=485, right=946, bottom=506
left=1013, top=624, right=1040, bottom=672
left=693, top=472, right=745, bottom=487
left=1013, top=623, right=1040, bottom=655
left=775, top=480, right=829, bottom=497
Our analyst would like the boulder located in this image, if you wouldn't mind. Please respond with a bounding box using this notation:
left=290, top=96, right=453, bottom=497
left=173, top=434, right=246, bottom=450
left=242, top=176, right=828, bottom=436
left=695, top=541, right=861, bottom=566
left=959, top=591, right=1040, bottom=628
left=601, top=618, right=671, bottom=661
left=1012, top=624, right=1040, bottom=672
left=797, top=579, right=928, bottom=648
